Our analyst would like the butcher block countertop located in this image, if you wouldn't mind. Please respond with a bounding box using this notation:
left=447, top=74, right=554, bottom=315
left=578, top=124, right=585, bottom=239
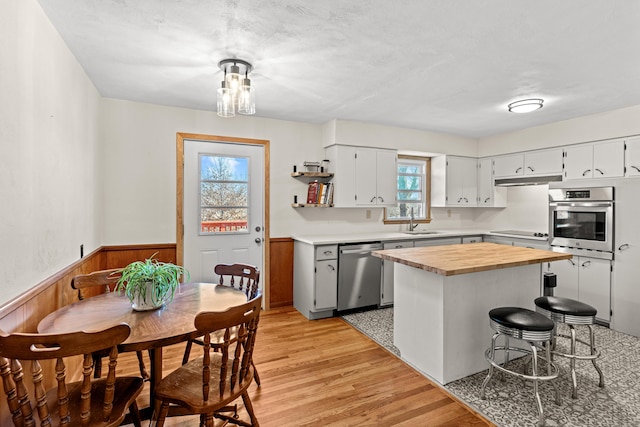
left=372, top=242, right=572, bottom=276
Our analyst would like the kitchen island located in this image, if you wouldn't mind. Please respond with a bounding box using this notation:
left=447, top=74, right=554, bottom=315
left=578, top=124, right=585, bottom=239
left=372, top=242, right=572, bottom=385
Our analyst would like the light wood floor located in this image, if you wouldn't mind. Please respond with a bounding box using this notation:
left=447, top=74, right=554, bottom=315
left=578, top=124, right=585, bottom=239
left=120, top=306, right=494, bottom=426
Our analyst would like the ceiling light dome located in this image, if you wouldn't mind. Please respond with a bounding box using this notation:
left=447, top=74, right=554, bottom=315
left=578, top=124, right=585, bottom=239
left=508, top=98, right=544, bottom=113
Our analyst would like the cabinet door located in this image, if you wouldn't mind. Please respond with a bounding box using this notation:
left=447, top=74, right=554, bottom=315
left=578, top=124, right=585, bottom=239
left=578, top=257, right=611, bottom=322
left=493, top=154, right=524, bottom=177
left=355, top=148, right=379, bottom=206
left=326, top=145, right=357, bottom=207
left=563, top=144, right=594, bottom=180
left=524, top=148, right=563, bottom=176
left=315, top=259, right=337, bottom=310
left=375, top=149, right=398, bottom=206
left=477, top=158, right=493, bottom=205
left=446, top=157, right=466, bottom=205
left=547, top=258, right=579, bottom=300
left=626, top=136, right=640, bottom=177
left=593, top=139, right=624, bottom=178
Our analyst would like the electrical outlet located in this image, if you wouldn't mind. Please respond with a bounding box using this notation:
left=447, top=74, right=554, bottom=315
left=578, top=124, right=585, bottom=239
left=447, top=209, right=452, bottom=218
left=366, top=210, right=371, bottom=219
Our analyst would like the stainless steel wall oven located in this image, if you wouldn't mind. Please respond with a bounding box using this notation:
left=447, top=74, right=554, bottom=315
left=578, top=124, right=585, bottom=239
left=549, top=186, right=614, bottom=254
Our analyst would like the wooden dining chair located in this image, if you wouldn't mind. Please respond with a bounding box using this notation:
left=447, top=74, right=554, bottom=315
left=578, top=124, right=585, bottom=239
left=0, top=323, right=144, bottom=427
left=181, top=263, right=261, bottom=386
left=154, top=293, right=262, bottom=427
left=71, top=269, right=150, bottom=380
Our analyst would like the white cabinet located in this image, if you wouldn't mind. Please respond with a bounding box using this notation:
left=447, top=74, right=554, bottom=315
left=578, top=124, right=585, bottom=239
left=325, top=145, right=397, bottom=207
left=380, top=240, right=413, bottom=306
left=462, top=236, right=482, bottom=244
left=431, top=156, right=477, bottom=207
left=355, top=148, right=397, bottom=206
left=564, top=139, right=625, bottom=180
left=493, top=148, right=563, bottom=178
left=625, top=136, right=640, bottom=177
left=477, top=158, right=506, bottom=207
left=293, top=242, right=338, bottom=319
left=544, top=257, right=611, bottom=323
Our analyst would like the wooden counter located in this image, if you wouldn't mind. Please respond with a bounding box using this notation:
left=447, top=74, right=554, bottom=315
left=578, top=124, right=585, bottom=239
left=372, top=242, right=572, bottom=276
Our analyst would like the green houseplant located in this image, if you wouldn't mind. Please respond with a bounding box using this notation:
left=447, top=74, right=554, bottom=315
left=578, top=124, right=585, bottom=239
left=116, top=254, right=189, bottom=311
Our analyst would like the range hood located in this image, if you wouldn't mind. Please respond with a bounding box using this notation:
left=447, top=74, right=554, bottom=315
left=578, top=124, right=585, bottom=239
left=494, top=174, right=563, bottom=187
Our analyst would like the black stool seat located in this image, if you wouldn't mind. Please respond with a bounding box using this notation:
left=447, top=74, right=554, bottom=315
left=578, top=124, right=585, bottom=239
left=489, top=307, right=555, bottom=339
left=535, top=296, right=596, bottom=325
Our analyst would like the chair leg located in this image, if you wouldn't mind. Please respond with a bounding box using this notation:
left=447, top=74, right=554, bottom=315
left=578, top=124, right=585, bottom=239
left=128, top=401, right=142, bottom=427
left=252, top=361, right=261, bottom=386
left=182, top=340, right=193, bottom=365
left=569, top=325, right=578, bottom=399
left=480, top=332, right=498, bottom=399
left=153, top=401, right=171, bottom=427
left=546, top=340, right=561, bottom=406
left=137, top=351, right=150, bottom=380
left=588, top=325, right=605, bottom=388
left=242, top=391, right=260, bottom=427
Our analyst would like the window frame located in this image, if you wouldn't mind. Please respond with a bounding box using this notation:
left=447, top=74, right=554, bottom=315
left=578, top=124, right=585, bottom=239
left=383, top=155, right=431, bottom=224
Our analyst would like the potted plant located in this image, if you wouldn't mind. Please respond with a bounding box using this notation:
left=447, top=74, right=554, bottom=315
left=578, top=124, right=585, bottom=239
left=116, top=254, right=189, bottom=311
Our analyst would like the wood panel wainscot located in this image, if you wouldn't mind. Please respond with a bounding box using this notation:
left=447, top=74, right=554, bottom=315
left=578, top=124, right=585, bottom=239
left=269, top=237, right=294, bottom=308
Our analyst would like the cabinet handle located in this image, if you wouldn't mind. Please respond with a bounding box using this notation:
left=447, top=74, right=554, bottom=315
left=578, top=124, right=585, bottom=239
left=378, top=196, right=384, bottom=203
left=618, top=243, right=630, bottom=251
left=394, top=245, right=403, bottom=249
left=581, top=260, right=591, bottom=268
left=631, top=166, right=640, bottom=173
left=568, top=259, right=576, bottom=266
left=323, top=251, right=334, bottom=256
left=327, top=264, right=335, bottom=271
left=463, top=197, right=469, bottom=203
left=370, top=196, right=376, bottom=203
left=458, top=197, right=463, bottom=203
left=515, top=167, right=523, bottom=174
left=582, top=169, right=591, bottom=176
left=595, top=168, right=604, bottom=175
left=527, top=166, right=535, bottom=172
left=484, top=197, right=491, bottom=203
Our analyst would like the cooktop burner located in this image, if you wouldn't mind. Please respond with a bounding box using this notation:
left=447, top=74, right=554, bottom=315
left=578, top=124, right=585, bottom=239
left=491, top=230, right=549, bottom=238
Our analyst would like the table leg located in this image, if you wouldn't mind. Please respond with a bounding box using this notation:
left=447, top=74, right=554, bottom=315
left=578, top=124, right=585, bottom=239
left=149, top=347, right=163, bottom=422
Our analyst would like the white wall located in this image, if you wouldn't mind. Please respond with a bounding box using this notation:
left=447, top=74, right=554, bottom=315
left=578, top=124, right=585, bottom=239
left=0, top=0, right=102, bottom=305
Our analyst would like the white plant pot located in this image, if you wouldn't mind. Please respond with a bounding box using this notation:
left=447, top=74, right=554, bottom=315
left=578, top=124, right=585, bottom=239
left=131, top=281, right=165, bottom=311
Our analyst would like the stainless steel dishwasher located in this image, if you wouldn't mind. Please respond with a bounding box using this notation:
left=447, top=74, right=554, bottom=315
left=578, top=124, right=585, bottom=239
left=338, top=242, right=383, bottom=311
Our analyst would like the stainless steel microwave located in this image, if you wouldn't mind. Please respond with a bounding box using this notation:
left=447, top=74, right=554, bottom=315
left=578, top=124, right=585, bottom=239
left=549, top=187, right=614, bottom=253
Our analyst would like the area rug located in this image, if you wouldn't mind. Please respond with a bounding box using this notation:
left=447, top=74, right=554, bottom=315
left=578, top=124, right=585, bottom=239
left=342, top=308, right=640, bottom=427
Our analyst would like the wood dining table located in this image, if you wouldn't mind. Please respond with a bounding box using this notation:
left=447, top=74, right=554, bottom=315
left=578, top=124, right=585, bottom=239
left=37, top=282, right=248, bottom=419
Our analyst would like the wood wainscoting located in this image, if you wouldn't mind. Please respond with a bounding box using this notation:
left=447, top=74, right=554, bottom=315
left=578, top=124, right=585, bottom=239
left=268, top=237, right=294, bottom=308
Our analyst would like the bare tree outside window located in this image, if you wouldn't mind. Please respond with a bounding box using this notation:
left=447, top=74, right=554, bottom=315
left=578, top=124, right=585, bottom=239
left=200, top=155, right=249, bottom=233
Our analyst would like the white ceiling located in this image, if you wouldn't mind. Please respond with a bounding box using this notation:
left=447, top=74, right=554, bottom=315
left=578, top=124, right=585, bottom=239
left=37, top=0, right=640, bottom=138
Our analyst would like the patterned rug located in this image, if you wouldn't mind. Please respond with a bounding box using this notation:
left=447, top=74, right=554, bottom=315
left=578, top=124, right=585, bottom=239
left=342, top=308, right=640, bottom=427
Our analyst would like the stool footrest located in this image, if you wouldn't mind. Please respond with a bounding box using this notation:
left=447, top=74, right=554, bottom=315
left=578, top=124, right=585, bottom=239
left=484, top=346, right=560, bottom=382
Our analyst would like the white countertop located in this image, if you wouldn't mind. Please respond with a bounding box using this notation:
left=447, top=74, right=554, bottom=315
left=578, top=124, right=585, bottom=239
left=291, top=229, right=489, bottom=245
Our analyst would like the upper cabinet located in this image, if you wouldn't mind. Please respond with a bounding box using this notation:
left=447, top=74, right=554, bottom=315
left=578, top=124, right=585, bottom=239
left=625, top=136, right=640, bottom=177
left=564, top=138, right=625, bottom=180
left=477, top=158, right=506, bottom=207
left=325, top=145, right=397, bottom=208
left=431, top=156, right=478, bottom=207
left=493, top=148, right=563, bottom=178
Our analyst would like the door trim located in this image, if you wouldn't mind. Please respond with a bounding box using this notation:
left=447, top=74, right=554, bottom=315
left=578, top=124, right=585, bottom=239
left=176, top=133, right=271, bottom=309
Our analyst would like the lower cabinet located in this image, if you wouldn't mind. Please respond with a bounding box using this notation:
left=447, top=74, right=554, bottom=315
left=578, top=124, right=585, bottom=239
left=544, top=257, right=611, bottom=323
left=414, top=237, right=462, bottom=247
left=293, top=242, right=338, bottom=319
left=380, top=240, right=413, bottom=307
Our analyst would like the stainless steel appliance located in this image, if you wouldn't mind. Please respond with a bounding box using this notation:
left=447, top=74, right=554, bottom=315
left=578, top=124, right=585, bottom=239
left=549, top=186, right=614, bottom=255
left=338, top=242, right=383, bottom=311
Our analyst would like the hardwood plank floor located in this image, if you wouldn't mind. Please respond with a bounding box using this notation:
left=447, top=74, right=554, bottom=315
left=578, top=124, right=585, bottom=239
left=120, top=307, right=493, bottom=426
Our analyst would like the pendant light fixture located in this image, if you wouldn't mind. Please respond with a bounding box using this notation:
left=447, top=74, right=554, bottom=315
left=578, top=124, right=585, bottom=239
left=217, top=59, right=255, bottom=117
left=508, top=98, right=544, bottom=113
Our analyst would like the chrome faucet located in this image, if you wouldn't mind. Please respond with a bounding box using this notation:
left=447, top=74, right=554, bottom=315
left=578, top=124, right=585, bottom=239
left=408, top=207, right=418, bottom=231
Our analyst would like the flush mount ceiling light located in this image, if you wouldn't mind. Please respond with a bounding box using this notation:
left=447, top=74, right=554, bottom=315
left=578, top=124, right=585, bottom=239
left=507, top=98, right=544, bottom=113
left=217, top=58, right=255, bottom=118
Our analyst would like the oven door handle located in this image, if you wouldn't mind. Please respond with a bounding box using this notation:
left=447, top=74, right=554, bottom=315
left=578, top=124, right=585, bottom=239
left=550, top=201, right=614, bottom=208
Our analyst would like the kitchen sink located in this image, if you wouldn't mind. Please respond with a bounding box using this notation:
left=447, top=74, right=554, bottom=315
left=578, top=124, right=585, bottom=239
left=403, top=231, right=442, bottom=235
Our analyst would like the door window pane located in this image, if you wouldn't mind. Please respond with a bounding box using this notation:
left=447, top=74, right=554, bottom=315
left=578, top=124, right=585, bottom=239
left=199, top=155, right=249, bottom=234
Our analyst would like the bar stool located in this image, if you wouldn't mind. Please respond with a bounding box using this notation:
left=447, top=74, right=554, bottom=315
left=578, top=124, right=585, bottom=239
left=534, top=296, right=605, bottom=399
left=480, top=307, right=561, bottom=426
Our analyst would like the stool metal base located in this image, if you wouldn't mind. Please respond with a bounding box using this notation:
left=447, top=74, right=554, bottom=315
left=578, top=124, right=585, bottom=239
left=536, top=306, right=605, bottom=399
left=481, top=332, right=561, bottom=426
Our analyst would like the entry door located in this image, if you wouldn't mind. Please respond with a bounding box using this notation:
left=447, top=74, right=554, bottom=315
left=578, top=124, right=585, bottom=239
left=183, top=139, right=264, bottom=284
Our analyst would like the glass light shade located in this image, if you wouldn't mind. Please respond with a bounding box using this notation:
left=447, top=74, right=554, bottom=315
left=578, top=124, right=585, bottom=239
left=217, top=82, right=235, bottom=117
left=225, top=64, right=242, bottom=94
left=508, top=98, right=544, bottom=113
left=238, top=78, right=256, bottom=115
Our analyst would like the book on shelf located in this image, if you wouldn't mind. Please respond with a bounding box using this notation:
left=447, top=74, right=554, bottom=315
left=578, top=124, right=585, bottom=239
left=306, top=181, right=320, bottom=204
